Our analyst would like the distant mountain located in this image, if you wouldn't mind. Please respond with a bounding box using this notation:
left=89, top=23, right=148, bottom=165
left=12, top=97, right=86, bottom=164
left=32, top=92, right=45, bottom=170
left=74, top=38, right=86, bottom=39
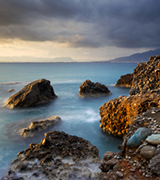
left=0, top=56, right=76, bottom=63
left=109, top=48, right=160, bottom=63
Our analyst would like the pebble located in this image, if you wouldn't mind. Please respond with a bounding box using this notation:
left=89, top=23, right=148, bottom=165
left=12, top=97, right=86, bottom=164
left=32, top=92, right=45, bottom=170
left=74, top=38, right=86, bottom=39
left=146, top=134, right=160, bottom=145
left=140, top=145, right=156, bottom=160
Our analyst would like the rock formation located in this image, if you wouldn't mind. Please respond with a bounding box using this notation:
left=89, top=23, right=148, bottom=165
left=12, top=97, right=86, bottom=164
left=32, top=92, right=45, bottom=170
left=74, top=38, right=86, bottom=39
left=99, top=55, right=160, bottom=136
left=99, top=92, right=160, bottom=136
left=2, top=131, right=100, bottom=180
left=115, top=73, right=133, bottom=87
left=130, top=55, right=160, bottom=95
left=79, top=79, right=111, bottom=97
left=100, top=108, right=160, bottom=180
left=20, top=116, right=61, bottom=137
left=5, top=79, right=57, bottom=108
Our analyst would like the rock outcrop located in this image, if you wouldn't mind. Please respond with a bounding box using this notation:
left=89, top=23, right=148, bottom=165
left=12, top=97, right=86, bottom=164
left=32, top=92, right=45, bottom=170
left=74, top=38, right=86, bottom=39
left=5, top=79, right=57, bottom=108
left=130, top=55, right=160, bottom=95
left=20, top=116, right=61, bottom=137
left=2, top=131, right=100, bottom=180
left=100, top=108, right=160, bottom=180
left=79, top=79, right=111, bottom=97
left=115, top=73, right=133, bottom=87
left=99, top=92, right=160, bottom=136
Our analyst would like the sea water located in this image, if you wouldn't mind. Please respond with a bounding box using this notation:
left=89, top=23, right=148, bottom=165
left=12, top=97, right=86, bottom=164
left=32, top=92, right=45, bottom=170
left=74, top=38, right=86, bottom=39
left=0, top=62, right=137, bottom=177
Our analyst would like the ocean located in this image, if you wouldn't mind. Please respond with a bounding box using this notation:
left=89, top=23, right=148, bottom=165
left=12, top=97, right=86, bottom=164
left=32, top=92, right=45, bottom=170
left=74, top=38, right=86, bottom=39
left=0, top=62, right=137, bottom=177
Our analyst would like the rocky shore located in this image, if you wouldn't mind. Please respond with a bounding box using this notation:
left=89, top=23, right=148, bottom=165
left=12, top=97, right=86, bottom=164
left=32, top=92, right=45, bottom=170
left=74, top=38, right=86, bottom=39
left=2, top=131, right=100, bottom=180
left=99, top=55, right=160, bottom=179
left=115, top=74, right=133, bottom=87
left=79, top=80, right=111, bottom=97
left=99, top=107, right=160, bottom=180
left=5, top=79, right=57, bottom=108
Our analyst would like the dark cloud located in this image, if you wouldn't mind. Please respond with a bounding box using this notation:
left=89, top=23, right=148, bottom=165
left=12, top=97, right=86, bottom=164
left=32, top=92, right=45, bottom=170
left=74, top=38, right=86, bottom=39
left=0, top=0, right=160, bottom=49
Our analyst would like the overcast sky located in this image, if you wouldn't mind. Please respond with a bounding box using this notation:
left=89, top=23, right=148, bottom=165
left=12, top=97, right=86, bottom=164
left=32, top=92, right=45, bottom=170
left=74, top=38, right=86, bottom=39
left=0, top=0, right=160, bottom=62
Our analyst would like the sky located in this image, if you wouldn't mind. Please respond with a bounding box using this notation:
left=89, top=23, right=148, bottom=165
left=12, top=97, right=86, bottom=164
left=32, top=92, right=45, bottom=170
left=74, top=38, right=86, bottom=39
left=0, top=0, right=160, bottom=62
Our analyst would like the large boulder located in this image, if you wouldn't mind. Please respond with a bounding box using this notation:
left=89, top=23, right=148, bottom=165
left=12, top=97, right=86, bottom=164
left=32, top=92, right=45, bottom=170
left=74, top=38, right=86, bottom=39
left=130, top=55, right=160, bottom=95
left=99, top=92, right=160, bottom=136
left=79, top=79, right=111, bottom=97
left=5, top=79, right=57, bottom=108
left=115, top=73, right=133, bottom=87
left=2, top=131, right=100, bottom=180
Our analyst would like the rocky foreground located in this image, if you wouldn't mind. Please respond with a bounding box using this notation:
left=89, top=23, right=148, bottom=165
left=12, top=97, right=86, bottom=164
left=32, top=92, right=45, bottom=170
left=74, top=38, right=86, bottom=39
left=100, top=107, right=160, bottom=180
left=79, top=80, right=111, bottom=97
left=5, top=79, right=57, bottom=108
left=2, top=131, right=100, bottom=180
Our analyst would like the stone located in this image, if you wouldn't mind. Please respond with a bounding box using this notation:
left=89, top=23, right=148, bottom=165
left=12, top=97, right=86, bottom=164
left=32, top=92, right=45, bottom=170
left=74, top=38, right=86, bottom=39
left=79, top=79, right=111, bottom=97
left=2, top=131, right=100, bottom=180
left=116, top=171, right=124, bottom=178
left=115, top=73, right=133, bottom=87
left=5, top=79, right=57, bottom=108
left=148, top=145, right=160, bottom=175
left=140, top=145, right=156, bottom=160
left=130, top=55, right=160, bottom=95
left=20, top=116, right=61, bottom=137
left=99, top=93, right=160, bottom=136
left=145, top=134, right=160, bottom=145
left=126, top=128, right=152, bottom=147
left=8, top=89, right=15, bottom=92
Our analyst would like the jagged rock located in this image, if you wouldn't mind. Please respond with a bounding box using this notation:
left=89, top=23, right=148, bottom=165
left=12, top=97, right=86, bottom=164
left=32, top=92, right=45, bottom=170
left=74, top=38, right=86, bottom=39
left=126, top=127, right=152, bottom=147
left=2, top=131, right=100, bottom=180
left=115, top=73, right=133, bottom=87
left=99, top=93, right=160, bottom=136
left=20, top=116, right=61, bottom=137
left=140, top=145, right=156, bottom=160
left=79, top=79, right=111, bottom=97
left=5, top=79, right=57, bottom=108
left=130, top=55, right=160, bottom=95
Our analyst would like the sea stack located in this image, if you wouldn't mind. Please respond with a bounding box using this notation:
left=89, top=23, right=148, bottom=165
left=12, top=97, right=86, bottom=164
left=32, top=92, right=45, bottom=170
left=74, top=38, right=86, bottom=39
left=79, top=79, right=111, bottom=97
left=5, top=79, right=57, bottom=108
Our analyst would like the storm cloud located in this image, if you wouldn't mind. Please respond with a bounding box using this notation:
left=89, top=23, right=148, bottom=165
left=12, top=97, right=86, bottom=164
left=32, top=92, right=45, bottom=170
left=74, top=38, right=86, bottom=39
left=0, top=0, right=160, bottom=48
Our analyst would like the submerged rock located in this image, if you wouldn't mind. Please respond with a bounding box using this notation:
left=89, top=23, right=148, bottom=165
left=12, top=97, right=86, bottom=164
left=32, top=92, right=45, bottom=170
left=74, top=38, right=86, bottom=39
left=5, top=79, right=57, bottom=108
left=2, top=131, right=100, bottom=180
left=79, top=79, right=111, bottom=97
left=126, top=127, right=152, bottom=147
left=20, top=116, right=61, bottom=137
left=115, top=73, right=133, bottom=87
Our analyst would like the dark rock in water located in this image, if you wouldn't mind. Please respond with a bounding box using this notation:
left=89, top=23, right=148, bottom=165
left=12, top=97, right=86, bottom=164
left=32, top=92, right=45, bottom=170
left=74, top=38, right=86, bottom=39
left=2, top=131, right=100, bottom=180
left=7, top=88, right=15, bottom=93
left=20, top=116, right=61, bottom=137
left=130, top=55, right=160, bottom=95
left=115, top=73, right=133, bottom=87
left=79, top=79, right=111, bottom=97
left=126, top=127, right=152, bottom=147
left=5, top=79, right=57, bottom=108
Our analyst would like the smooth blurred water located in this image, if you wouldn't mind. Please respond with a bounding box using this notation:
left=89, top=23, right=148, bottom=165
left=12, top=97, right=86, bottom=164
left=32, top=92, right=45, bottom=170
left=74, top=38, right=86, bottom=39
left=0, top=62, right=137, bottom=177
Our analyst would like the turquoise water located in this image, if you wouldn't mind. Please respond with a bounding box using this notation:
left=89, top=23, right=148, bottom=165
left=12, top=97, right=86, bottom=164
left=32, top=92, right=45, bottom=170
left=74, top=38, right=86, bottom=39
left=0, top=62, right=137, bottom=177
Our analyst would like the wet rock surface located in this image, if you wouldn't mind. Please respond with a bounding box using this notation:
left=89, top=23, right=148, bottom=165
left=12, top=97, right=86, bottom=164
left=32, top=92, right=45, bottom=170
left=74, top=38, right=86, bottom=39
left=2, top=131, right=100, bottom=180
left=20, top=116, right=61, bottom=137
left=115, top=73, right=133, bottom=87
left=5, top=79, right=57, bottom=108
left=100, top=108, right=160, bottom=180
left=79, top=79, right=111, bottom=97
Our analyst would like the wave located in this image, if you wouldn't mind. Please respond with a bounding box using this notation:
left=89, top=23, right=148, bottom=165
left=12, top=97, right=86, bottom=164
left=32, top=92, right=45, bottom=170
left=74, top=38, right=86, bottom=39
left=0, top=82, right=21, bottom=85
